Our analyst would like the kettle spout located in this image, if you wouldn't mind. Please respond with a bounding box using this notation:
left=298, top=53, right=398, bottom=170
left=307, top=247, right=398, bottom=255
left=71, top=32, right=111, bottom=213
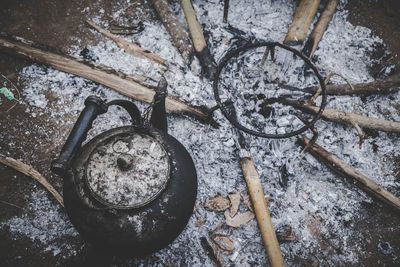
left=150, top=77, right=168, bottom=132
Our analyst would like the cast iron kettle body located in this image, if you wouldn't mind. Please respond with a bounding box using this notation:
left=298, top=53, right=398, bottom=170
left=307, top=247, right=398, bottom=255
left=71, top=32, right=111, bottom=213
left=51, top=83, right=197, bottom=256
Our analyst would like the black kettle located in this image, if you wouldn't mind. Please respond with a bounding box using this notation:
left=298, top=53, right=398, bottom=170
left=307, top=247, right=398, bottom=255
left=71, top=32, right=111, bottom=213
left=51, top=78, right=197, bottom=256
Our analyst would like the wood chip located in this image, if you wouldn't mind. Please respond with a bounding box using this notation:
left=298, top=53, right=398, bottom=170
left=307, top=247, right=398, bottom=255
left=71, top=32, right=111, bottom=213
left=205, top=195, right=230, bottom=212
left=211, top=235, right=234, bottom=253
left=224, top=211, right=255, bottom=228
left=228, top=191, right=241, bottom=217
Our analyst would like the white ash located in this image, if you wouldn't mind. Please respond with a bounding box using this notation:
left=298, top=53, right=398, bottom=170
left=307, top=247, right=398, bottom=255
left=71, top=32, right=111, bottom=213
left=4, top=0, right=400, bottom=265
left=86, top=133, right=169, bottom=207
left=0, top=190, right=78, bottom=257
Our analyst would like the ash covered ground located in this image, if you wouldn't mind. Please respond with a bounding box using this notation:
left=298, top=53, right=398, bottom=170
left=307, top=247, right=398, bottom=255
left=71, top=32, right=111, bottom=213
left=1, top=0, right=400, bottom=266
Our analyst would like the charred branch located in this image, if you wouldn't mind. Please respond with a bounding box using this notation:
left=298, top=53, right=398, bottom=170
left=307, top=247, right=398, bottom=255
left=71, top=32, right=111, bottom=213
left=303, top=79, right=400, bottom=96
left=180, top=0, right=217, bottom=78
left=150, top=0, right=194, bottom=65
left=299, top=137, right=400, bottom=213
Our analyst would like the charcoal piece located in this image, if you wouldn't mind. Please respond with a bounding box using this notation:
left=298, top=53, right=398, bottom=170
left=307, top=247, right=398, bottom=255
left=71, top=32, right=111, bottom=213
left=279, top=164, right=289, bottom=189
left=80, top=47, right=99, bottom=62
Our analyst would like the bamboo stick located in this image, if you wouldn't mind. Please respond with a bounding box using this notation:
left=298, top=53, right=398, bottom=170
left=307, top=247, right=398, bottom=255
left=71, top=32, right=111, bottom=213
left=0, top=155, right=64, bottom=207
left=180, top=0, right=207, bottom=54
left=240, top=155, right=285, bottom=267
left=300, top=137, right=400, bottom=213
left=302, top=0, right=339, bottom=57
left=86, top=21, right=166, bottom=67
left=0, top=36, right=210, bottom=122
left=180, top=0, right=217, bottom=78
left=284, top=0, right=321, bottom=45
left=229, top=101, right=284, bottom=266
left=150, top=0, right=194, bottom=64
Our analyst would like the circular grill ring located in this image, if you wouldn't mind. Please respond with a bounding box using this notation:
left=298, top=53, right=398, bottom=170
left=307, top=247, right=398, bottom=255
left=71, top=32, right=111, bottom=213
left=213, top=41, right=327, bottom=139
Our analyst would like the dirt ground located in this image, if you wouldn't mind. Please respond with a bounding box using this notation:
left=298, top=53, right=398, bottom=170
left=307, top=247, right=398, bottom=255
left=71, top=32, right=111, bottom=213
left=1, top=0, right=399, bottom=266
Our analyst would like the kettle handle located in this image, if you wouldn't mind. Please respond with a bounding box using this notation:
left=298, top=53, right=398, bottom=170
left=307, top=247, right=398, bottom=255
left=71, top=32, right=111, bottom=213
left=51, top=96, right=142, bottom=176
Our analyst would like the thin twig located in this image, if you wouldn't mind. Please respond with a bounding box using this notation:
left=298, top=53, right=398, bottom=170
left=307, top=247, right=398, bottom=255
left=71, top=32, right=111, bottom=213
left=308, top=72, right=354, bottom=104
left=86, top=20, right=167, bottom=68
left=0, top=199, right=25, bottom=210
left=260, top=46, right=270, bottom=68
left=0, top=155, right=64, bottom=207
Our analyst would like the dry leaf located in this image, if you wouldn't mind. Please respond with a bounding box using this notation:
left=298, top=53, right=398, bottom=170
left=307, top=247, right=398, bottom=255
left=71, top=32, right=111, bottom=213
left=205, top=195, right=230, bottom=211
left=242, top=194, right=253, bottom=212
left=212, top=235, right=234, bottom=252
left=195, top=218, right=205, bottom=227
left=242, top=193, right=273, bottom=213
left=307, top=213, right=323, bottom=240
left=224, top=211, right=255, bottom=228
left=228, top=191, right=241, bottom=217
left=200, top=237, right=226, bottom=267
left=276, top=225, right=295, bottom=242
left=193, top=201, right=201, bottom=214
left=307, top=213, right=339, bottom=254
left=265, top=194, right=274, bottom=204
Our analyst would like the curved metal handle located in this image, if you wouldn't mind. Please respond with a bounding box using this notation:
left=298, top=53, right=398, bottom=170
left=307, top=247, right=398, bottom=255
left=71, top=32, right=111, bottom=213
left=51, top=96, right=108, bottom=176
left=106, top=99, right=143, bottom=126
left=51, top=96, right=143, bottom=176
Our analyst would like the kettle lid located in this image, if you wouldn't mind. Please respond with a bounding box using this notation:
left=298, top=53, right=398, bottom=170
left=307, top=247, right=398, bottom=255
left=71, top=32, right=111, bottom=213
left=84, top=131, right=170, bottom=209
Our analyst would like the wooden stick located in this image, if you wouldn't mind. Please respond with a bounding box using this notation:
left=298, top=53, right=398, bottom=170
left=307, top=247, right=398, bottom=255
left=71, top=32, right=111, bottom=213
left=150, top=0, right=194, bottom=64
left=303, top=79, right=400, bottom=96
left=284, top=0, right=321, bottom=45
left=0, top=155, right=64, bottom=207
left=299, top=137, right=400, bottom=213
left=86, top=21, right=167, bottom=67
left=306, top=104, right=400, bottom=134
left=0, top=36, right=210, bottom=122
left=302, top=0, right=339, bottom=57
left=277, top=99, right=400, bottom=134
left=240, top=154, right=285, bottom=267
left=180, top=0, right=217, bottom=78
